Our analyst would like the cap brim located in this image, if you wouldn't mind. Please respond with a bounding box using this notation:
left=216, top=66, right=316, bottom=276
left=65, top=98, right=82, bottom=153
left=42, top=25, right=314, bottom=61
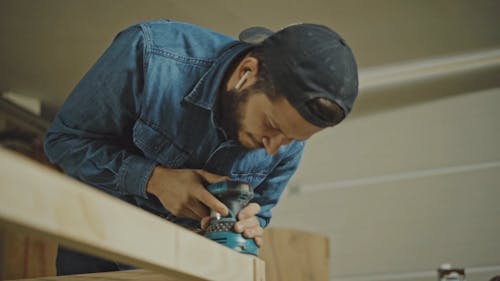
left=239, top=26, right=274, bottom=44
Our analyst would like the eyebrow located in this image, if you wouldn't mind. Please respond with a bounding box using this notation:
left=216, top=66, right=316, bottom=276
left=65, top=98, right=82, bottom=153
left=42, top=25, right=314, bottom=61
left=247, top=132, right=263, bottom=148
left=268, top=117, right=285, bottom=135
left=268, top=118, right=281, bottom=132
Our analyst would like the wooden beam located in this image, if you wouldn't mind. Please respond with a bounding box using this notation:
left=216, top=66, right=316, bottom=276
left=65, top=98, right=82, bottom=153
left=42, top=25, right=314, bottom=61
left=11, top=269, right=188, bottom=281
left=359, top=48, right=500, bottom=94
left=0, top=148, right=264, bottom=281
left=0, top=226, right=57, bottom=279
left=260, top=228, right=329, bottom=281
left=353, top=48, right=500, bottom=118
left=10, top=267, right=265, bottom=281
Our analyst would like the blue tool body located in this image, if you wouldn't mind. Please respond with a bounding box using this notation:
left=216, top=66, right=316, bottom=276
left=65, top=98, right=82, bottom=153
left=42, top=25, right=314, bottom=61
left=204, top=181, right=259, bottom=256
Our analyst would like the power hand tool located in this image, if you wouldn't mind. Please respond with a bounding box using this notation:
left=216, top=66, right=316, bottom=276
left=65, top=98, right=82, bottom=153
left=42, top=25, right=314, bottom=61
left=204, top=180, right=259, bottom=256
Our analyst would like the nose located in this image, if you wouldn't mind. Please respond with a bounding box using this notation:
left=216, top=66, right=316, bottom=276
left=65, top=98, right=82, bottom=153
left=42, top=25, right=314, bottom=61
left=262, top=134, right=292, bottom=155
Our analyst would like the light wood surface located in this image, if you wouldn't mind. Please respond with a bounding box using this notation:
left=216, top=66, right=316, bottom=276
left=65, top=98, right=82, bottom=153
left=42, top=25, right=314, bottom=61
left=259, top=228, right=329, bottom=281
left=0, top=226, right=57, bottom=280
left=9, top=267, right=266, bottom=281
left=10, top=269, right=183, bottom=281
left=3, top=227, right=325, bottom=281
left=0, top=148, right=264, bottom=281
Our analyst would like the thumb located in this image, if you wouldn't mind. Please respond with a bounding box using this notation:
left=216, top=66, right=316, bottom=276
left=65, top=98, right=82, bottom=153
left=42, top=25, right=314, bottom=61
left=196, top=170, right=228, bottom=184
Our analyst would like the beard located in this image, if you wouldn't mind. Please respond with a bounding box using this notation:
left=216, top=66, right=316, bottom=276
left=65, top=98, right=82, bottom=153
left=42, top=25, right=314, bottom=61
left=217, top=79, right=270, bottom=148
left=216, top=87, right=251, bottom=141
left=218, top=74, right=277, bottom=149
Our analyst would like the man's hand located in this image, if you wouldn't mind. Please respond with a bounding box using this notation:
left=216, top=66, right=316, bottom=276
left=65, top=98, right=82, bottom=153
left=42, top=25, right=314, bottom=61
left=201, top=202, right=264, bottom=247
left=236, top=203, right=264, bottom=247
left=146, top=166, right=229, bottom=220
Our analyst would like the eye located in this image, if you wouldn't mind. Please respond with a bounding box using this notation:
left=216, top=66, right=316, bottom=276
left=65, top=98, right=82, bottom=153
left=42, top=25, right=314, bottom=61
left=266, top=118, right=286, bottom=136
left=264, top=115, right=288, bottom=138
left=267, top=119, right=275, bottom=129
left=266, top=118, right=278, bottom=131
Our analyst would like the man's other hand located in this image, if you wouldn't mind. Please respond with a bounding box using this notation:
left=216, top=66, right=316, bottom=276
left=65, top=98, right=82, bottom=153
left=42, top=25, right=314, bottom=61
left=202, top=203, right=264, bottom=247
left=146, top=166, right=229, bottom=220
left=236, top=203, right=263, bottom=247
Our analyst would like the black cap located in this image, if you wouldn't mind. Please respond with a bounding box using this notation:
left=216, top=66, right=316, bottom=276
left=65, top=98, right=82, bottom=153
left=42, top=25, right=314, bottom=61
left=239, top=24, right=358, bottom=128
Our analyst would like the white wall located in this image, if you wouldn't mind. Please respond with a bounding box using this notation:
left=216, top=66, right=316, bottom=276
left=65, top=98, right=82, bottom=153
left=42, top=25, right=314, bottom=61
left=274, top=88, right=500, bottom=281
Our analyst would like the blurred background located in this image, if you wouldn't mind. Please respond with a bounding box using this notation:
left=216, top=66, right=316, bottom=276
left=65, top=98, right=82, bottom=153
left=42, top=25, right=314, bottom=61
left=1, top=1, right=499, bottom=280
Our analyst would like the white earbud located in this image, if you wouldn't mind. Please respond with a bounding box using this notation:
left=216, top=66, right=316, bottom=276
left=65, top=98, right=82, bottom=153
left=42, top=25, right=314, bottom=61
left=235, top=71, right=251, bottom=90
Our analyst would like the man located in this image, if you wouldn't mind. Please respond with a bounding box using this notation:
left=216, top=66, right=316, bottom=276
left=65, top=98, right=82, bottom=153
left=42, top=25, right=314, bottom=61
left=44, top=19, right=358, bottom=275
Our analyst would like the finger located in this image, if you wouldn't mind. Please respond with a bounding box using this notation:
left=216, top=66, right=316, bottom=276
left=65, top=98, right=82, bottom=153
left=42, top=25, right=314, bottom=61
left=194, top=186, right=229, bottom=216
left=234, top=216, right=260, bottom=233
left=158, top=197, right=199, bottom=220
left=238, top=203, right=261, bottom=220
left=176, top=207, right=200, bottom=221
left=187, top=198, right=210, bottom=220
left=243, top=225, right=264, bottom=238
left=200, top=216, right=211, bottom=230
left=196, top=170, right=229, bottom=184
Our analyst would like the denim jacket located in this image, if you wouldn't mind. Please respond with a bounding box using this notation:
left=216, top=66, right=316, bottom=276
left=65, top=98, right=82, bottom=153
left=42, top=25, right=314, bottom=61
left=44, top=20, right=304, bottom=228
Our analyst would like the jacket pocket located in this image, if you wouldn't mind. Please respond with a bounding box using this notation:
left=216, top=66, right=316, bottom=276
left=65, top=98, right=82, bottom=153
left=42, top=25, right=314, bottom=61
left=229, top=154, right=274, bottom=188
left=132, top=119, right=189, bottom=168
left=229, top=172, right=268, bottom=190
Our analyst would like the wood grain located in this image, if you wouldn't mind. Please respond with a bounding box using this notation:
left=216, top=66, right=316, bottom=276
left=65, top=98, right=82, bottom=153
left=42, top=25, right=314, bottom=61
left=259, top=227, right=329, bottom=281
left=10, top=269, right=181, bottom=281
left=0, top=148, right=263, bottom=281
left=0, top=226, right=57, bottom=280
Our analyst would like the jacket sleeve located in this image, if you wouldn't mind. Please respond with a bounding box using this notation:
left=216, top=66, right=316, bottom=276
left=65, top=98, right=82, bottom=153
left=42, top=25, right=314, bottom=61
left=252, top=141, right=305, bottom=228
left=44, top=25, right=156, bottom=198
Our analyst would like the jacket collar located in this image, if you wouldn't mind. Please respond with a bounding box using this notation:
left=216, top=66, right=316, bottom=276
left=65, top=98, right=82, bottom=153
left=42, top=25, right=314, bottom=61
left=183, top=41, right=252, bottom=111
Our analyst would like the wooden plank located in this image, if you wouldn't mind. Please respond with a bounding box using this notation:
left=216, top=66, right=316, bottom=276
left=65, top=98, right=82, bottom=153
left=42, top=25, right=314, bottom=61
left=0, top=230, right=266, bottom=281
left=0, top=226, right=57, bottom=280
left=10, top=269, right=180, bottom=281
left=0, top=148, right=263, bottom=281
left=10, top=268, right=265, bottom=281
left=259, top=227, right=329, bottom=281
left=253, top=258, right=266, bottom=281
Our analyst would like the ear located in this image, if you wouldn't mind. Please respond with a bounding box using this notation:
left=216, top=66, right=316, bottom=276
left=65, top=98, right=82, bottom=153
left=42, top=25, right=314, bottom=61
left=236, top=56, right=259, bottom=87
